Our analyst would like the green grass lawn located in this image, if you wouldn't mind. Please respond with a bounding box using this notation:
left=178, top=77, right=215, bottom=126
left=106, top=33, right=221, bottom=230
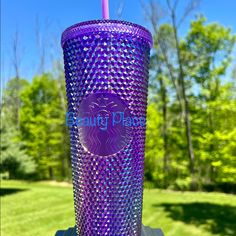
left=1, top=180, right=236, bottom=236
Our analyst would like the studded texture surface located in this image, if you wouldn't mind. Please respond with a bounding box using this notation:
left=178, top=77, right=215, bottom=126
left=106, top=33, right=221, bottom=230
left=62, top=20, right=152, bottom=236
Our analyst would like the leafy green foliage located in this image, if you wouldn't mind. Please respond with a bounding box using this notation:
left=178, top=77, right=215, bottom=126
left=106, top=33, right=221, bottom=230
left=1, top=17, right=235, bottom=191
left=20, top=73, right=70, bottom=180
left=0, top=124, right=36, bottom=179
left=1, top=78, right=29, bottom=126
left=1, top=78, right=36, bottom=179
left=146, top=16, right=236, bottom=190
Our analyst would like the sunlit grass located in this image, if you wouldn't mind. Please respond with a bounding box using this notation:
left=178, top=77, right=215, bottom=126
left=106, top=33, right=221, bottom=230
left=1, top=180, right=236, bottom=236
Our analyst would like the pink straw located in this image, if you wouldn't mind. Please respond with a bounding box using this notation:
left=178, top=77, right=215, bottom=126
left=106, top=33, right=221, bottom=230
left=102, top=0, right=109, bottom=20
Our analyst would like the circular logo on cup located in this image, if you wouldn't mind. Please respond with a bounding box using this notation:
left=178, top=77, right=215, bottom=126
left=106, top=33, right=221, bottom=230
left=77, top=93, right=132, bottom=156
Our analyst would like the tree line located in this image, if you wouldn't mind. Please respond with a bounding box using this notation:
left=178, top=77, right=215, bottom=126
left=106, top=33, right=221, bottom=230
left=1, top=1, right=236, bottom=192
left=145, top=0, right=236, bottom=192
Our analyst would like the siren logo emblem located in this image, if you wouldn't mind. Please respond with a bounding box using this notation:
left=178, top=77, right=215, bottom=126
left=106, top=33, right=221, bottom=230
left=77, top=93, right=132, bottom=156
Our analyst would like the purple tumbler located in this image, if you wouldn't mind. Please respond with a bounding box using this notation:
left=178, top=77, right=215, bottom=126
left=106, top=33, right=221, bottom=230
left=61, top=18, right=152, bottom=235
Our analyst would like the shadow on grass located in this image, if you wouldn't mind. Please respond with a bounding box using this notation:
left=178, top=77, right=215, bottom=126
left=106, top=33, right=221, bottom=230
left=0, top=188, right=28, bottom=197
left=153, top=202, right=236, bottom=236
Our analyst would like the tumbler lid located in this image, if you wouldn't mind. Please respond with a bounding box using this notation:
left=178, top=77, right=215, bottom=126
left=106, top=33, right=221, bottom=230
left=61, top=20, right=153, bottom=48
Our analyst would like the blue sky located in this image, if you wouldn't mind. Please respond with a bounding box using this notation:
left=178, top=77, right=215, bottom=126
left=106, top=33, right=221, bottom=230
left=1, top=0, right=236, bottom=86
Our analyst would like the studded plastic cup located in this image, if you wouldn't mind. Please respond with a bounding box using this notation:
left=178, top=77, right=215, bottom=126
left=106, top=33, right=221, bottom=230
left=61, top=20, right=152, bottom=236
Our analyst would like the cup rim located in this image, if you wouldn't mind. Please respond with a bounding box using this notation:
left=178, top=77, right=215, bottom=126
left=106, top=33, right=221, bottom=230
left=61, top=20, right=153, bottom=48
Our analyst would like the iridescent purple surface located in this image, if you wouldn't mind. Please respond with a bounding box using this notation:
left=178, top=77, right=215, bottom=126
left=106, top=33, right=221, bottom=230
left=62, top=20, right=152, bottom=236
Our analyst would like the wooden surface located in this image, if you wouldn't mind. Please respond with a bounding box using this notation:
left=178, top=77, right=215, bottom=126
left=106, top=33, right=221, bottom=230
left=55, top=225, right=164, bottom=236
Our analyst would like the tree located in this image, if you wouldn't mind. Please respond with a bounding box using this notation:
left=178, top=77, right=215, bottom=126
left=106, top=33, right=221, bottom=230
left=20, top=73, right=70, bottom=180
left=145, top=103, right=164, bottom=185
left=145, top=0, right=199, bottom=187
left=165, top=0, right=200, bottom=176
left=144, top=0, right=236, bottom=190
left=11, top=31, right=24, bottom=130
left=149, top=24, right=177, bottom=186
left=0, top=119, right=36, bottom=179
left=2, top=78, right=29, bottom=126
left=184, top=17, right=236, bottom=186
